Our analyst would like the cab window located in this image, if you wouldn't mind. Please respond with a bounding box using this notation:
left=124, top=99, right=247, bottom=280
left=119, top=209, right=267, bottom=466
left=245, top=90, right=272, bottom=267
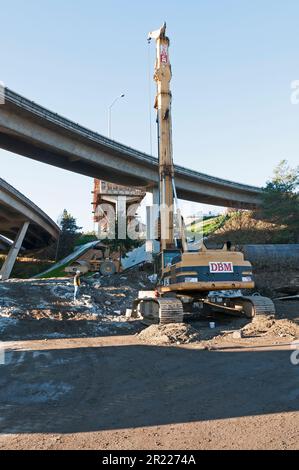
left=163, top=250, right=181, bottom=268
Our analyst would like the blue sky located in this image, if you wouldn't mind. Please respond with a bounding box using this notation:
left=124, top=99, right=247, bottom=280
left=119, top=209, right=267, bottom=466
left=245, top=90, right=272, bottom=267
left=1, top=0, right=299, bottom=230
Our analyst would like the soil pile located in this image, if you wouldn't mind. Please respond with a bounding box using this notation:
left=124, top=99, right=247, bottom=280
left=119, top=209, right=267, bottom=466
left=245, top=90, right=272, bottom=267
left=138, top=323, right=201, bottom=345
left=241, top=315, right=299, bottom=339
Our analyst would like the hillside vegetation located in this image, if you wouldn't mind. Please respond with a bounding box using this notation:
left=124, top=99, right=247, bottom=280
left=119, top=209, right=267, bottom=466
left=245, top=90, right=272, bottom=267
left=186, top=210, right=293, bottom=245
left=187, top=214, right=228, bottom=238
left=209, top=210, right=291, bottom=245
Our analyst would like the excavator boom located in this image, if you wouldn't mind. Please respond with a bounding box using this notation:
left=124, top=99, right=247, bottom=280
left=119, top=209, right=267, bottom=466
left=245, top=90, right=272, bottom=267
left=131, top=24, right=276, bottom=324
left=149, top=23, right=175, bottom=250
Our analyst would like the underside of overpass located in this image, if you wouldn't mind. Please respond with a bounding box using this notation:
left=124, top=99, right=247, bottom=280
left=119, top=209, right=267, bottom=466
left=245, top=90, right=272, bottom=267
left=0, top=177, right=60, bottom=280
left=0, top=88, right=262, bottom=210
left=0, top=199, right=56, bottom=250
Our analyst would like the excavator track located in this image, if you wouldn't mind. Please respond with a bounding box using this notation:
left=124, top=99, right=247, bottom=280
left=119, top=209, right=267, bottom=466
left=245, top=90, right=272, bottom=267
left=237, top=295, right=276, bottom=318
left=157, top=298, right=184, bottom=324
left=131, top=297, right=184, bottom=324
left=133, top=294, right=274, bottom=323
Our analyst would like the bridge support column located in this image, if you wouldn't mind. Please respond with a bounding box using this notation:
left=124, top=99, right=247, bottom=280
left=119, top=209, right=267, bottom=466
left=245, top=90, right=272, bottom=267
left=0, top=221, right=29, bottom=281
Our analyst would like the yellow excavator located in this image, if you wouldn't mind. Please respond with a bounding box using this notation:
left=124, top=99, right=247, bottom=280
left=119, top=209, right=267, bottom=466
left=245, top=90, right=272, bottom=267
left=132, top=23, right=275, bottom=324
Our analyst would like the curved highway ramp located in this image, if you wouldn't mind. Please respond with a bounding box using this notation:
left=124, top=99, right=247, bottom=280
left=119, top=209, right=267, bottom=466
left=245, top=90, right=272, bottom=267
left=0, top=87, right=262, bottom=209
left=0, top=177, right=60, bottom=280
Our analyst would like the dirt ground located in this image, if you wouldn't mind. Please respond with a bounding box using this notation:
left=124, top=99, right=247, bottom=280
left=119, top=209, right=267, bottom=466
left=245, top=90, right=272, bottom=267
left=0, top=271, right=298, bottom=450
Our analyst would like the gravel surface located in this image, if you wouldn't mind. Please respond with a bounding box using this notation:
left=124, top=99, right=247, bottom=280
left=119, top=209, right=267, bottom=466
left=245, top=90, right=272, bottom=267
left=0, top=270, right=298, bottom=450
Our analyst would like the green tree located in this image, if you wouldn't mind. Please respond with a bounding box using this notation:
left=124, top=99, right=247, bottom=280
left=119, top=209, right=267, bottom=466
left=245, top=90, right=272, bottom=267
left=56, top=210, right=82, bottom=260
left=260, top=160, right=299, bottom=242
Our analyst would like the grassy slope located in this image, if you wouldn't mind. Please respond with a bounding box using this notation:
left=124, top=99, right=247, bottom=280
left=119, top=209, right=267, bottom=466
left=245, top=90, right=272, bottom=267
left=186, top=211, right=292, bottom=245
left=40, top=262, right=70, bottom=278
left=209, top=211, right=292, bottom=245
left=186, top=214, right=228, bottom=237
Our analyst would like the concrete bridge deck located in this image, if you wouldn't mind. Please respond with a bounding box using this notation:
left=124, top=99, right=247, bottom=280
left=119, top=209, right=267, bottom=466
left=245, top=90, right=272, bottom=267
left=0, top=88, right=262, bottom=209
left=0, top=177, right=59, bottom=249
left=0, top=177, right=60, bottom=279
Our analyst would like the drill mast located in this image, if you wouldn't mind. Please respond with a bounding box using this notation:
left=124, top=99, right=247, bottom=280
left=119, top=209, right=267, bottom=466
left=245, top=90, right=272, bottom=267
left=149, top=23, right=175, bottom=250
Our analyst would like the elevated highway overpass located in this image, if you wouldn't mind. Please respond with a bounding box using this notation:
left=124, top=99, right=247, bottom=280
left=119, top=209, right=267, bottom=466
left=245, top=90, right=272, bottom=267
left=0, top=88, right=262, bottom=209
left=0, top=177, right=60, bottom=280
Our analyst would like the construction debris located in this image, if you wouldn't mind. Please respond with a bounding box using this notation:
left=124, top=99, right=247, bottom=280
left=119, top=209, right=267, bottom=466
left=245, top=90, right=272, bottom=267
left=1, top=265, right=298, bottom=346
left=0, top=267, right=155, bottom=340
left=138, top=323, right=201, bottom=345
left=232, top=330, right=243, bottom=339
left=241, top=315, right=299, bottom=339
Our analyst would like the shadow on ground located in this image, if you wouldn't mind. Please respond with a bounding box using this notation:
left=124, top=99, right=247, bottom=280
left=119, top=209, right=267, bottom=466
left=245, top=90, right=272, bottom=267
left=0, top=341, right=298, bottom=434
left=0, top=318, right=143, bottom=341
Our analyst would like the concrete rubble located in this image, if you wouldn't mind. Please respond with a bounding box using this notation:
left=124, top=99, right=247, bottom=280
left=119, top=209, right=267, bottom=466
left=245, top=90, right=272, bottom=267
left=137, top=323, right=201, bottom=345
left=0, top=267, right=155, bottom=340
left=0, top=266, right=298, bottom=345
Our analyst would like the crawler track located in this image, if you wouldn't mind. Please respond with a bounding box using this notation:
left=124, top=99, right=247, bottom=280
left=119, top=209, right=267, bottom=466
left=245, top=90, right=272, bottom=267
left=157, top=298, right=184, bottom=324
left=239, top=295, right=276, bottom=318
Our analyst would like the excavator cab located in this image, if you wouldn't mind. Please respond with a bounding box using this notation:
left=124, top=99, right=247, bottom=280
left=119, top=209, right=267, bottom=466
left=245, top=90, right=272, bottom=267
left=161, top=249, right=181, bottom=269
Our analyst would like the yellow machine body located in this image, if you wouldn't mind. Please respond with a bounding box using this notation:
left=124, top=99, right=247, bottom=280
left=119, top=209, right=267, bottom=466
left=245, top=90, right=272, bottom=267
left=159, top=247, right=254, bottom=294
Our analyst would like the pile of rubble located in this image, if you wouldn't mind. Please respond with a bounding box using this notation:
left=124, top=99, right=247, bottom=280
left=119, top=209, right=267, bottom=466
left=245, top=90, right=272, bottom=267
left=138, top=323, right=201, bottom=345
left=0, top=267, right=155, bottom=340
left=241, top=315, right=299, bottom=339
left=84, top=269, right=154, bottom=317
left=1, top=267, right=298, bottom=345
left=0, top=268, right=154, bottom=319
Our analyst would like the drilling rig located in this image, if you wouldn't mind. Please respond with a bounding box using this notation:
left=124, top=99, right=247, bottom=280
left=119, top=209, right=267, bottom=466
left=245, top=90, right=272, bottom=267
left=132, top=23, right=275, bottom=324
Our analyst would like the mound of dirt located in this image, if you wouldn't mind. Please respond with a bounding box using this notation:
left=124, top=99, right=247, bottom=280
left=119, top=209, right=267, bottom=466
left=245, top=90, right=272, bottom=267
left=138, top=323, right=201, bottom=345
left=241, top=315, right=299, bottom=339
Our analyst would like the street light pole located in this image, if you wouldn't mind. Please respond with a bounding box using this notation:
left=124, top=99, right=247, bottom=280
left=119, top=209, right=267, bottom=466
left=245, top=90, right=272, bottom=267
left=108, top=93, right=125, bottom=139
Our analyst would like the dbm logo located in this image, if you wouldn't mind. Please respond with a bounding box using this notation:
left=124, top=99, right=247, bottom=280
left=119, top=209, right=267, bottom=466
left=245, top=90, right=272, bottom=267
left=209, top=262, right=234, bottom=273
